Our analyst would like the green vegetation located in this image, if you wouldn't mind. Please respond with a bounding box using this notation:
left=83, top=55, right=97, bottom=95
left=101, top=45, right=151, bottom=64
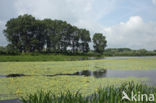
left=21, top=82, right=156, bottom=103
left=1, top=46, right=156, bottom=58
left=3, top=14, right=105, bottom=54
left=0, top=54, right=90, bottom=62
left=0, top=58, right=155, bottom=100
left=0, top=58, right=156, bottom=75
left=0, top=76, right=144, bottom=100
left=93, top=33, right=107, bottom=54
left=0, top=9, right=156, bottom=103
left=104, top=48, right=156, bottom=56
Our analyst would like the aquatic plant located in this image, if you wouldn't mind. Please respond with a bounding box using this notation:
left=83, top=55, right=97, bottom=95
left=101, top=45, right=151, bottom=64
left=21, top=82, right=156, bottom=103
left=0, top=57, right=155, bottom=100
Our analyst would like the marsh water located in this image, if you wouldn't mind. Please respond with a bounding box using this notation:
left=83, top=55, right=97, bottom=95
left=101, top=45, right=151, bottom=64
left=1, top=69, right=156, bottom=85
left=0, top=56, right=156, bottom=102
left=0, top=56, right=156, bottom=85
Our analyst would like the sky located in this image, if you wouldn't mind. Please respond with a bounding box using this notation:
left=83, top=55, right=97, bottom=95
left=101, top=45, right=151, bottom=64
left=0, top=0, right=156, bottom=50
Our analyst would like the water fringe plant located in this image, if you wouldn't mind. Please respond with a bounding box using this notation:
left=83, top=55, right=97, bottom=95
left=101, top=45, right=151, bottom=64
left=21, top=82, right=156, bottom=103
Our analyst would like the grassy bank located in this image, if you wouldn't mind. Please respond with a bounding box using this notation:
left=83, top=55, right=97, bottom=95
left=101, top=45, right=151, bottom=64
left=0, top=54, right=156, bottom=62
left=21, top=82, right=156, bottom=103
left=0, top=54, right=91, bottom=62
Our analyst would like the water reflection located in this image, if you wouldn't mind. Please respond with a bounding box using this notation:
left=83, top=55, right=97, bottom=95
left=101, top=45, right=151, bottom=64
left=1, top=69, right=156, bottom=85
left=72, top=69, right=107, bottom=78
left=46, top=69, right=107, bottom=78
left=93, top=69, right=107, bottom=78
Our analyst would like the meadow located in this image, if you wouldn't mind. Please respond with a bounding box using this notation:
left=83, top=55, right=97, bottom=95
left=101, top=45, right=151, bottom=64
left=0, top=57, right=156, bottom=101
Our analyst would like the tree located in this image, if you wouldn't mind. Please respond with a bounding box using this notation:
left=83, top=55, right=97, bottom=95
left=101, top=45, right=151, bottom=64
left=4, top=14, right=46, bottom=53
left=43, top=19, right=71, bottom=53
left=69, top=26, right=80, bottom=54
left=0, top=46, right=7, bottom=54
left=93, top=33, right=107, bottom=54
left=4, top=14, right=92, bottom=54
left=79, top=29, right=91, bottom=53
left=32, top=20, right=46, bottom=52
left=43, top=19, right=55, bottom=52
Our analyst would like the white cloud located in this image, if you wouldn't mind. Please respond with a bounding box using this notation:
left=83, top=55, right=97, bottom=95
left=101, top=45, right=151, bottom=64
left=103, top=16, right=156, bottom=50
left=13, top=0, right=117, bottom=32
left=14, top=0, right=95, bottom=24
left=1, top=0, right=117, bottom=47
left=0, top=20, right=7, bottom=46
left=0, top=0, right=154, bottom=50
left=153, top=0, right=156, bottom=5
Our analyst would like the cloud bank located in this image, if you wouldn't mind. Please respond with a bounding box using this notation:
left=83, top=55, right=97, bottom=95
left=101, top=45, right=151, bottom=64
left=103, top=16, right=156, bottom=50
left=0, top=21, right=7, bottom=46
left=0, top=0, right=156, bottom=50
left=153, top=0, right=156, bottom=5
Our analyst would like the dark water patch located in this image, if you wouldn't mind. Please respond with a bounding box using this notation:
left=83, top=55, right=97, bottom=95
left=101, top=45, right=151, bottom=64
left=0, top=74, right=26, bottom=78
left=6, top=74, right=25, bottom=77
left=0, top=99, right=22, bottom=103
left=46, top=69, right=107, bottom=78
left=0, top=75, right=6, bottom=77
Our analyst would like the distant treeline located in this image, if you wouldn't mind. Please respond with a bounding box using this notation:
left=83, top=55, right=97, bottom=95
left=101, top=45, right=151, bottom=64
left=104, top=48, right=156, bottom=56
left=0, top=45, right=156, bottom=56
left=2, top=14, right=107, bottom=55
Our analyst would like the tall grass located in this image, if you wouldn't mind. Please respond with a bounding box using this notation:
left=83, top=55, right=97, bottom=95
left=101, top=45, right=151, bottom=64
left=21, top=82, right=156, bottom=103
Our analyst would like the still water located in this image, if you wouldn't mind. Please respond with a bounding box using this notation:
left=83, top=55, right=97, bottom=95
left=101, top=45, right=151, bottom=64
left=47, top=69, right=156, bottom=85
left=1, top=69, right=156, bottom=85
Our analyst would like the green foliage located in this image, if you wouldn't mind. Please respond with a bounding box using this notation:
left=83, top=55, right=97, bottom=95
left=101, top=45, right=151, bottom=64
left=4, top=14, right=46, bottom=53
left=0, top=58, right=153, bottom=100
left=21, top=82, right=156, bottom=103
left=104, top=48, right=156, bottom=56
left=0, top=46, right=7, bottom=54
left=0, top=54, right=90, bottom=62
left=93, top=33, right=107, bottom=54
left=3, top=14, right=92, bottom=54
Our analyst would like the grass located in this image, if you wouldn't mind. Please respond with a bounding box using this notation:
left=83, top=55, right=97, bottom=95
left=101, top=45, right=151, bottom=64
left=21, top=82, right=156, bottom=103
left=0, top=54, right=90, bottom=62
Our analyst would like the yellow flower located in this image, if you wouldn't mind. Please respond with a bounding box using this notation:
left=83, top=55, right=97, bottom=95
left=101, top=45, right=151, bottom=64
left=16, top=89, right=22, bottom=96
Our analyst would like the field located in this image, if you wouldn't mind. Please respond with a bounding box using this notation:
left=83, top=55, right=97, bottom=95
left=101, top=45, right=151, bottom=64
left=0, top=57, right=156, bottom=101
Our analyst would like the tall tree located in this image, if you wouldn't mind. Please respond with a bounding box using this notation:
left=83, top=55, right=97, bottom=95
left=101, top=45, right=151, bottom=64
left=43, top=19, right=71, bottom=53
left=43, top=19, right=55, bottom=52
left=93, top=33, right=107, bottom=54
left=79, top=29, right=91, bottom=53
left=4, top=14, right=46, bottom=53
left=69, top=26, right=80, bottom=54
left=4, top=14, right=92, bottom=54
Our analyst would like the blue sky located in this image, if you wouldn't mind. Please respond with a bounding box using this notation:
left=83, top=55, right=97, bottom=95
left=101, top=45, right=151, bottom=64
left=98, top=0, right=156, bottom=26
left=0, top=0, right=156, bottom=50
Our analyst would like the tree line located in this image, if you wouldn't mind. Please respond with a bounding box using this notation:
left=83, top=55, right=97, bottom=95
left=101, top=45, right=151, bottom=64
left=3, top=14, right=107, bottom=54
left=104, top=48, right=156, bottom=56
